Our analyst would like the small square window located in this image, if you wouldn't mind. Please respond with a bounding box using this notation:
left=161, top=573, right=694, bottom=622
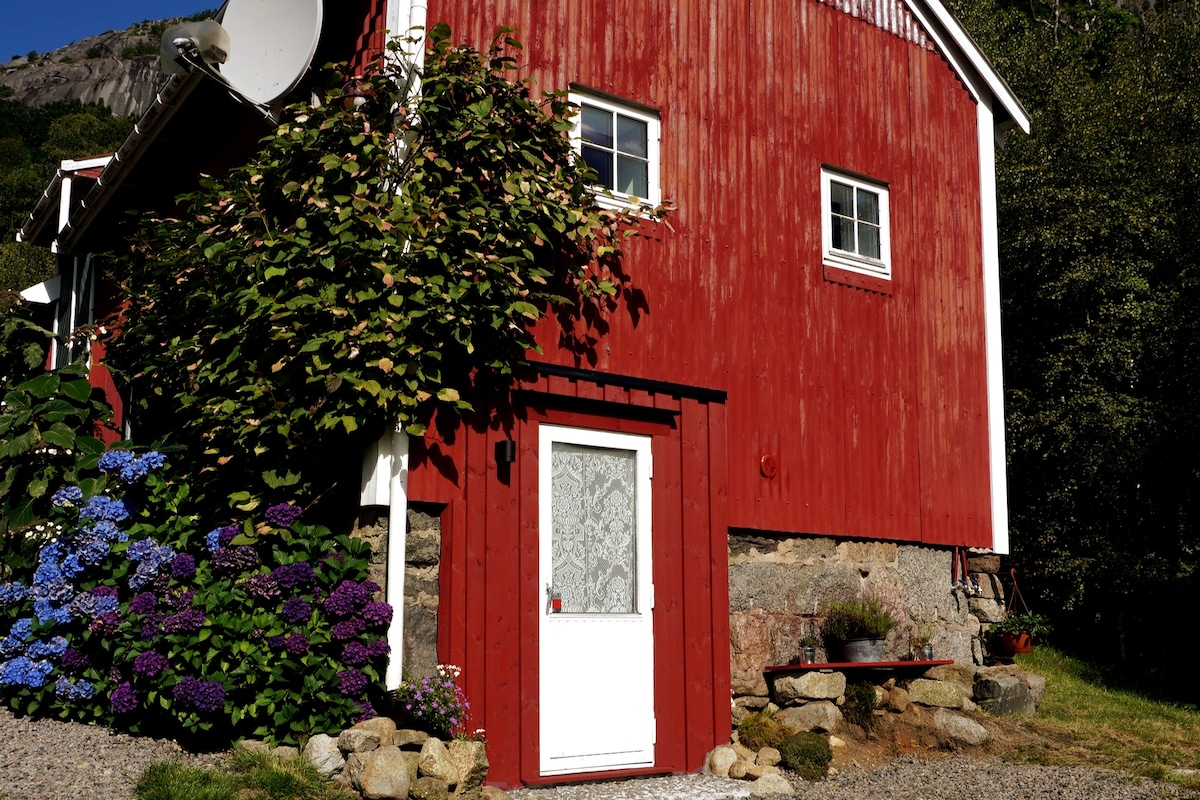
left=821, top=168, right=891, bottom=280
left=570, top=90, right=660, bottom=211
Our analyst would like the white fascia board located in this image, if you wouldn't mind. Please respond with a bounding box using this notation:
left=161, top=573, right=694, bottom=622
left=904, top=0, right=1031, bottom=135
left=19, top=274, right=61, bottom=304
left=60, top=154, right=114, bottom=172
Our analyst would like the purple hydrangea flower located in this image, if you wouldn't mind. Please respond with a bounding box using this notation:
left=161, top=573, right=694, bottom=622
left=242, top=573, right=280, bottom=600
left=284, top=633, right=310, bottom=656
left=129, top=592, right=158, bottom=614
left=323, top=580, right=378, bottom=618
left=366, top=640, right=391, bottom=658
left=161, top=608, right=205, bottom=635
left=331, top=619, right=366, bottom=640
left=362, top=601, right=392, bottom=628
left=337, top=669, right=368, bottom=697
left=172, top=676, right=225, bottom=712
left=341, top=642, right=369, bottom=666
left=280, top=598, right=312, bottom=624
left=168, top=590, right=196, bottom=610
left=354, top=699, right=376, bottom=723
left=110, top=681, right=138, bottom=713
left=61, top=648, right=90, bottom=671
left=264, top=503, right=303, bottom=529
left=211, top=546, right=259, bottom=573
left=267, top=635, right=286, bottom=650
left=90, top=612, right=121, bottom=634
left=271, top=562, right=315, bottom=590
left=171, top=554, right=196, bottom=580
left=133, top=650, right=169, bottom=678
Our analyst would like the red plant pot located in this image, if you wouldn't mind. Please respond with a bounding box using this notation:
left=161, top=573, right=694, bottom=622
left=1000, top=631, right=1033, bottom=655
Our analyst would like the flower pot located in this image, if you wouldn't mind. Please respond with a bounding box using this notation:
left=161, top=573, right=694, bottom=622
left=1000, top=631, right=1033, bottom=656
left=916, top=644, right=934, bottom=661
left=840, top=638, right=886, bottom=662
left=799, top=646, right=817, bottom=664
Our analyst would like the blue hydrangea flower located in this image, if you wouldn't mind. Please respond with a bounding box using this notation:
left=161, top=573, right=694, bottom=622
left=70, top=590, right=120, bottom=620
left=25, top=636, right=68, bottom=659
left=0, top=656, right=53, bottom=688
left=80, top=496, right=130, bottom=523
left=33, top=599, right=71, bottom=625
left=54, top=676, right=96, bottom=701
left=97, top=449, right=135, bottom=474
left=0, top=582, right=28, bottom=608
left=51, top=486, right=83, bottom=507
left=37, top=541, right=65, bottom=567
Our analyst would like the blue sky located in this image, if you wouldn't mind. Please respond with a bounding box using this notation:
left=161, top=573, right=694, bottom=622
left=1, top=1, right=214, bottom=62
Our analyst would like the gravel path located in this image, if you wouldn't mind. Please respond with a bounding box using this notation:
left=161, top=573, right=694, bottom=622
left=0, top=706, right=229, bottom=800
left=1, top=706, right=1195, bottom=800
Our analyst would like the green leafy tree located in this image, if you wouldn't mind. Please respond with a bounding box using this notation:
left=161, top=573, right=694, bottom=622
left=0, top=299, right=112, bottom=574
left=106, top=26, right=660, bottom=513
left=949, top=0, right=1200, bottom=691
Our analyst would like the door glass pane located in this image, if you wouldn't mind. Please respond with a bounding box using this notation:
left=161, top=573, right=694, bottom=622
left=551, top=442, right=637, bottom=614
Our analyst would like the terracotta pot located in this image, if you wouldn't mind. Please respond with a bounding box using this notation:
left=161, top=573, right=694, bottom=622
left=1000, top=631, right=1033, bottom=655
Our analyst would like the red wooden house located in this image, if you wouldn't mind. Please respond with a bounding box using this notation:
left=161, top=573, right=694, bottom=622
left=18, top=0, right=1027, bottom=787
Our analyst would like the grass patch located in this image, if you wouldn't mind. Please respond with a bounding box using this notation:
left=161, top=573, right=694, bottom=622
left=1005, top=647, right=1200, bottom=791
left=135, top=748, right=355, bottom=800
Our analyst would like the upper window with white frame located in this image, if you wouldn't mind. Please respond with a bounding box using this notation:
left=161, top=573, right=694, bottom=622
left=570, top=90, right=661, bottom=211
left=821, top=168, right=891, bottom=280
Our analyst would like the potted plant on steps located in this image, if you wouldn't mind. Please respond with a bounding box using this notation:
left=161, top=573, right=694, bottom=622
left=798, top=634, right=820, bottom=665
left=992, top=610, right=1050, bottom=656
left=823, top=595, right=897, bottom=662
left=910, top=617, right=935, bottom=661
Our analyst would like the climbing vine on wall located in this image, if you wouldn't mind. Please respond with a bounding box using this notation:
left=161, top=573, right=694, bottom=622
left=106, top=25, right=665, bottom=512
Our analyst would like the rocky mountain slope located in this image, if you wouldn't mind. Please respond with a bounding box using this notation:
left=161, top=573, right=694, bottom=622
left=0, top=16, right=202, bottom=118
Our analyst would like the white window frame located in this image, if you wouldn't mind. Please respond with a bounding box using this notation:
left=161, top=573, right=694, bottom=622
left=821, top=167, right=892, bottom=280
left=569, top=90, right=661, bottom=212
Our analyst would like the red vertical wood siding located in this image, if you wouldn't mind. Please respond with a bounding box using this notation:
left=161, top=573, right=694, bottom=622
left=420, top=0, right=994, bottom=548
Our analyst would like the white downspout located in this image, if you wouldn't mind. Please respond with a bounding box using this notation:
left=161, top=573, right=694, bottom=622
left=379, top=0, right=428, bottom=690
left=977, top=97, right=1011, bottom=555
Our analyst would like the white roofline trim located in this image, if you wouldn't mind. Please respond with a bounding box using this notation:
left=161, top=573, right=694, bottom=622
left=905, top=0, right=1031, bottom=134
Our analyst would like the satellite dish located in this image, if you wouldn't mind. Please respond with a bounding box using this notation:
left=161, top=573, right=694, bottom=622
left=160, top=19, right=230, bottom=76
left=216, top=0, right=323, bottom=107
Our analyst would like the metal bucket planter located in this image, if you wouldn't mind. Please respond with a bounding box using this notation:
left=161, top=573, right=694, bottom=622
left=840, top=638, right=886, bottom=662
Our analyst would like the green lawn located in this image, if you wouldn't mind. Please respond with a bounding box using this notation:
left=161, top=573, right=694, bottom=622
left=1007, top=647, right=1200, bottom=790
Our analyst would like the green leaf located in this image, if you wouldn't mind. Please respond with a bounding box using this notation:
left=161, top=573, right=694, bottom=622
left=60, top=379, right=94, bottom=403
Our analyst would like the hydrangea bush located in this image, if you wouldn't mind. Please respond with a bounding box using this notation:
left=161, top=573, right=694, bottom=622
left=0, top=449, right=391, bottom=743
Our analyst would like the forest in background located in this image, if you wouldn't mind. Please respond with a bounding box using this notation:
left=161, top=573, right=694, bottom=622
left=950, top=0, right=1200, bottom=697
left=3, top=0, right=1200, bottom=699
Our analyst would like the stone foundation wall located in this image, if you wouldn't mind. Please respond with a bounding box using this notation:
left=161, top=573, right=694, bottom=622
left=728, top=533, right=1003, bottom=713
left=352, top=504, right=443, bottom=679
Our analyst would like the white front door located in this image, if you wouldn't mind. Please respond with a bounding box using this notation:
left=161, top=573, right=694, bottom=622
left=538, top=425, right=655, bottom=776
